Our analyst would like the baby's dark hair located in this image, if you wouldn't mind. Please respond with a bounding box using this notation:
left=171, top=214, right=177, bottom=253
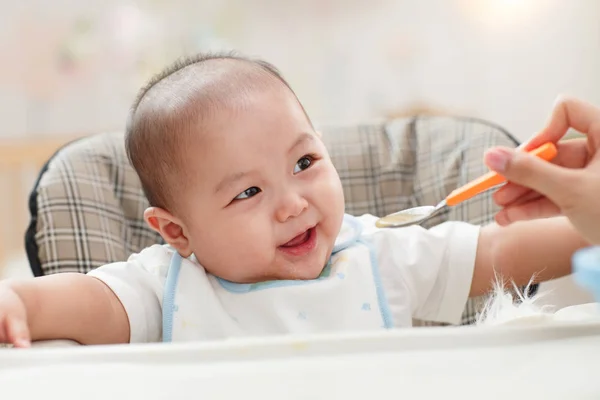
left=125, top=51, right=309, bottom=211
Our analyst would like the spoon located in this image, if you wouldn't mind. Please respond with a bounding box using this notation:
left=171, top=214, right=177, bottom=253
left=375, top=142, right=558, bottom=228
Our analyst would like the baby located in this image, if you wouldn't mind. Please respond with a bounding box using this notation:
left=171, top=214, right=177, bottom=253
left=0, top=53, right=590, bottom=347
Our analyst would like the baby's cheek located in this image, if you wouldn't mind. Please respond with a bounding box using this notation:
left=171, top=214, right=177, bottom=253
left=228, top=236, right=274, bottom=280
left=225, top=228, right=270, bottom=260
left=321, top=174, right=345, bottom=216
left=202, top=234, right=269, bottom=281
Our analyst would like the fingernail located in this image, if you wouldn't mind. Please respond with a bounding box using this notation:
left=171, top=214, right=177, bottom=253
left=485, top=148, right=512, bottom=172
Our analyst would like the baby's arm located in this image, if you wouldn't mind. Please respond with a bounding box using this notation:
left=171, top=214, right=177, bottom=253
left=0, top=273, right=129, bottom=347
left=470, top=216, right=589, bottom=296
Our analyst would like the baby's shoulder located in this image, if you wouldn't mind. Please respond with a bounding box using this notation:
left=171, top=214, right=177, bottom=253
left=124, top=244, right=180, bottom=276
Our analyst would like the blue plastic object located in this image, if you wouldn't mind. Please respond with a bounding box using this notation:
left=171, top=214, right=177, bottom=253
left=572, top=246, right=600, bottom=302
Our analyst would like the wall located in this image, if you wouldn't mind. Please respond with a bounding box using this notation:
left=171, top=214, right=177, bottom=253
left=1, top=0, right=599, bottom=141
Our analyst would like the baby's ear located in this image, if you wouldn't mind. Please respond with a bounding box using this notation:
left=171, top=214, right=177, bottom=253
left=143, top=207, right=193, bottom=257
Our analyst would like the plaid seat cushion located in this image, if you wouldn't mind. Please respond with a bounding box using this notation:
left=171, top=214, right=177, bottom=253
left=25, top=132, right=163, bottom=276
left=25, top=116, right=519, bottom=325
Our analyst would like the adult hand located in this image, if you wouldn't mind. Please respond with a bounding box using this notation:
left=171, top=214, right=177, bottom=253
left=483, top=96, right=600, bottom=245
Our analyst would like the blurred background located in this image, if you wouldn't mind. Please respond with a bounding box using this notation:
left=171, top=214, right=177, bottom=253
left=0, top=0, right=599, bottom=271
left=2, top=0, right=600, bottom=139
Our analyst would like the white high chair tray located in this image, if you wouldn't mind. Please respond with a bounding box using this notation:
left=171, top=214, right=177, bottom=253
left=1, top=322, right=600, bottom=399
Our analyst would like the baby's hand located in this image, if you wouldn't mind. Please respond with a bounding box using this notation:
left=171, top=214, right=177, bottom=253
left=0, top=283, right=31, bottom=348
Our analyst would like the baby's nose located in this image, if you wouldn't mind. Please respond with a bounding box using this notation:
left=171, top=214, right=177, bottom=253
left=275, top=192, right=308, bottom=222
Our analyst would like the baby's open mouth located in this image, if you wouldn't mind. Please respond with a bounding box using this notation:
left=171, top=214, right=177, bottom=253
left=279, top=227, right=317, bottom=256
left=281, top=229, right=311, bottom=247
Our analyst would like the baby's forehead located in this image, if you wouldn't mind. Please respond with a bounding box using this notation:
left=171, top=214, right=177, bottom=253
left=132, top=56, right=311, bottom=166
left=139, top=59, right=283, bottom=116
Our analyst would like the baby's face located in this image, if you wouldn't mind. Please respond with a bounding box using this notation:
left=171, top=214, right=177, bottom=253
left=177, top=86, right=345, bottom=283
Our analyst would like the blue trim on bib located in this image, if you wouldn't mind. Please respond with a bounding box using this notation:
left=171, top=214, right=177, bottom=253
left=216, top=261, right=334, bottom=293
left=216, top=214, right=363, bottom=293
left=162, top=252, right=183, bottom=343
left=359, top=238, right=393, bottom=328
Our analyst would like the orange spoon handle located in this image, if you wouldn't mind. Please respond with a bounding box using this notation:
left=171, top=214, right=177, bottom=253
left=445, top=142, right=558, bottom=207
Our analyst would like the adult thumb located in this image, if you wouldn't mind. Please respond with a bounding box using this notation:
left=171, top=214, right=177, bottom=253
left=484, top=146, right=574, bottom=201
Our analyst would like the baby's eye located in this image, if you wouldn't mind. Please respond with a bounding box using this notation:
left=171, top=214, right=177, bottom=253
left=234, top=187, right=261, bottom=200
left=293, top=155, right=314, bottom=174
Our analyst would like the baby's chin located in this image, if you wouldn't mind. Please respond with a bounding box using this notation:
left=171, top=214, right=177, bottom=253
left=208, top=240, right=335, bottom=283
left=285, top=266, right=326, bottom=281
left=270, top=257, right=332, bottom=282
left=288, top=246, right=336, bottom=281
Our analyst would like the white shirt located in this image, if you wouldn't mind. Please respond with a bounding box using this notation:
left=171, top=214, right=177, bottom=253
left=88, top=214, right=480, bottom=343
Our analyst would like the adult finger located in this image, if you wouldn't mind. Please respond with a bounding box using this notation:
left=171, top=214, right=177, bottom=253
left=504, top=189, right=544, bottom=209
left=495, top=197, right=560, bottom=226
left=522, top=96, right=600, bottom=151
left=484, top=146, right=578, bottom=206
left=491, top=139, right=588, bottom=206
left=492, top=182, right=534, bottom=206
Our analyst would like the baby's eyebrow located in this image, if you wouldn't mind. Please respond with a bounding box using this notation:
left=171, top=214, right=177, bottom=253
left=215, top=171, right=248, bottom=194
left=215, top=133, right=315, bottom=194
left=288, top=132, right=316, bottom=155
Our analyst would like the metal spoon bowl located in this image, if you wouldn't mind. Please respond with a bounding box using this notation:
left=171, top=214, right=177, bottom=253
left=374, top=202, right=446, bottom=229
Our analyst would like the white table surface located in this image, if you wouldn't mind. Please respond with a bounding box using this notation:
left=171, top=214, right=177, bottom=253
left=2, top=322, right=600, bottom=399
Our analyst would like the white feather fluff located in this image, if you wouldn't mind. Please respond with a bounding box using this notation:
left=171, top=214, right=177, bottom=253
left=476, top=275, right=558, bottom=326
